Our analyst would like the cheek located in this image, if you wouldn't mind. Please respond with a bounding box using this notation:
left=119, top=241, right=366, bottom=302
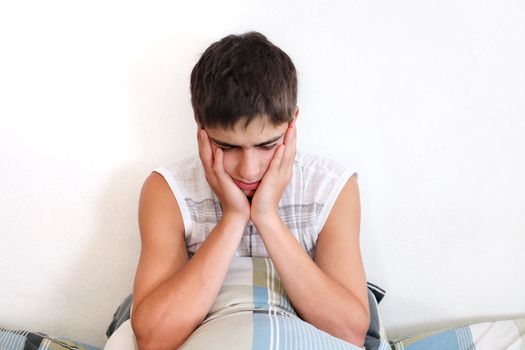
left=260, top=149, right=277, bottom=170
left=221, top=152, right=237, bottom=175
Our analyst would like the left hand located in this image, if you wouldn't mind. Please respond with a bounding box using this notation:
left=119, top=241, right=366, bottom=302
left=250, top=122, right=297, bottom=225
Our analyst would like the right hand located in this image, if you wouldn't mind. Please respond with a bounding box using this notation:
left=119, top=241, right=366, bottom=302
left=197, top=128, right=251, bottom=224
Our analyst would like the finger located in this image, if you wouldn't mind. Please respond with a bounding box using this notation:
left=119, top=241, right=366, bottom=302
left=198, top=129, right=213, bottom=170
left=281, top=127, right=296, bottom=170
left=213, top=146, right=226, bottom=177
left=269, top=144, right=286, bottom=172
left=289, top=127, right=297, bottom=154
left=283, top=123, right=296, bottom=146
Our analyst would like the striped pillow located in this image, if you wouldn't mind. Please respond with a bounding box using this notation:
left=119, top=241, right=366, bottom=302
left=391, top=319, right=525, bottom=350
left=106, top=257, right=391, bottom=350
left=0, top=327, right=101, bottom=350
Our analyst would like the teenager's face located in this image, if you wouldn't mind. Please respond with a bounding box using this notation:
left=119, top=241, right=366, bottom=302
left=205, top=116, right=290, bottom=197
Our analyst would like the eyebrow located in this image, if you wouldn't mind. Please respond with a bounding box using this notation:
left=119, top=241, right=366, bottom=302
left=210, top=133, right=285, bottom=148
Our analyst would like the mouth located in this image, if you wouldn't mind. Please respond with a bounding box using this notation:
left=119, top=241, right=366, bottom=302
left=233, top=179, right=260, bottom=191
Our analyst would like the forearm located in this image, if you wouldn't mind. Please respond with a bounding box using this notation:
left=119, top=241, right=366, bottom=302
left=254, top=215, right=370, bottom=346
left=132, top=214, right=247, bottom=350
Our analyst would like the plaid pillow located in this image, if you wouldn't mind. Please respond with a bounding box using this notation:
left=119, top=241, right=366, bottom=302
left=390, top=318, right=525, bottom=350
left=106, top=282, right=390, bottom=350
left=0, top=327, right=101, bottom=350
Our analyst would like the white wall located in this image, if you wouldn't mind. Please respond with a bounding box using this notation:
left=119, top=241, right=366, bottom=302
left=1, top=0, right=524, bottom=347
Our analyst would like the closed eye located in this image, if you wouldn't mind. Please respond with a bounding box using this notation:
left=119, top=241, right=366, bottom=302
left=214, top=143, right=278, bottom=151
left=259, top=144, right=278, bottom=151
left=218, top=145, right=236, bottom=152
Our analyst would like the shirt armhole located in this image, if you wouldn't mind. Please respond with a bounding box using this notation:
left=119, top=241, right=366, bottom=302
left=152, top=167, right=193, bottom=239
left=315, top=170, right=358, bottom=241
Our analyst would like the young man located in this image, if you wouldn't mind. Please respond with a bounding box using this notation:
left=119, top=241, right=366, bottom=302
left=130, top=32, right=370, bottom=349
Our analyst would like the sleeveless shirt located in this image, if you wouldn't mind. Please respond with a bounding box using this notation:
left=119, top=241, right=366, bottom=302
left=153, top=151, right=356, bottom=259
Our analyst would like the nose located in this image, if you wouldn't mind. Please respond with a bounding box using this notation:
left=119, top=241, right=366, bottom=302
left=236, top=149, right=260, bottom=182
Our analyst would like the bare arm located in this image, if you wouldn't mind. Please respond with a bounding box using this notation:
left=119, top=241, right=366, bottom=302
left=132, top=129, right=251, bottom=350
left=130, top=173, right=247, bottom=350
left=250, top=122, right=369, bottom=346
left=253, top=174, right=370, bottom=346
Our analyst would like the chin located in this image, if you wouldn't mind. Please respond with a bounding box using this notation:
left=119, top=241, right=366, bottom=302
left=243, top=190, right=255, bottom=197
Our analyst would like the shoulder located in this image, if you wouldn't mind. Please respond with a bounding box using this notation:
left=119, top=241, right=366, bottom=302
left=147, top=155, right=209, bottom=235
left=295, top=151, right=355, bottom=180
left=294, top=151, right=357, bottom=199
left=290, top=151, right=358, bottom=234
left=152, top=155, right=210, bottom=200
left=140, top=171, right=183, bottom=216
left=154, top=155, right=202, bottom=179
left=138, top=172, right=185, bottom=243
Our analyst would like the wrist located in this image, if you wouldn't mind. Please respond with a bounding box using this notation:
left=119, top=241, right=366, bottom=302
left=220, top=211, right=250, bottom=232
left=251, top=210, right=282, bottom=232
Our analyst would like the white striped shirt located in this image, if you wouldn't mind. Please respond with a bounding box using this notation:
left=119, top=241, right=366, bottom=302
left=153, top=151, right=356, bottom=258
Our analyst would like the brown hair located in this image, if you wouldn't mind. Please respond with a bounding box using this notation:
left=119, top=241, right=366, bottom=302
left=190, top=32, right=297, bottom=129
